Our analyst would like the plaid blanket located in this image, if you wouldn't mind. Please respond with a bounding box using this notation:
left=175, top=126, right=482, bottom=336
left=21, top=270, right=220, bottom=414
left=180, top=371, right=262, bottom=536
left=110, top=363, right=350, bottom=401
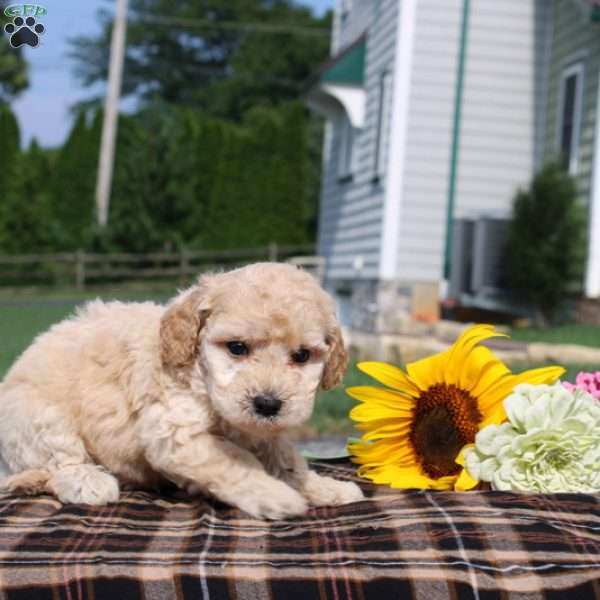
left=0, top=460, right=598, bottom=599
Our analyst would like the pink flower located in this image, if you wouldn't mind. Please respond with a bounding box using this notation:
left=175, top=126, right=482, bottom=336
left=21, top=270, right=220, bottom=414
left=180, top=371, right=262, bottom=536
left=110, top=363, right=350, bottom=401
left=563, top=371, right=600, bottom=401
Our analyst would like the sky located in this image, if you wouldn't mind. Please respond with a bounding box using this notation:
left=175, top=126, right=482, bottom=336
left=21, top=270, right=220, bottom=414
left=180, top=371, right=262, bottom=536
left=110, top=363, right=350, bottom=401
left=8, top=0, right=334, bottom=148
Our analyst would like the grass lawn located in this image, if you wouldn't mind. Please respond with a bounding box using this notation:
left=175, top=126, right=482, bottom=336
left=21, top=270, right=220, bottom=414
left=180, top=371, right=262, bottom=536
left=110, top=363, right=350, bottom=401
left=1, top=293, right=596, bottom=436
left=0, top=290, right=172, bottom=376
left=510, top=323, right=600, bottom=348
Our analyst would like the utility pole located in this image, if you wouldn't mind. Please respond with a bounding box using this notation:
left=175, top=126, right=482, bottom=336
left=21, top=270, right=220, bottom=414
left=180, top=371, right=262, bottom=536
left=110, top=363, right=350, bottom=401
left=95, top=0, right=129, bottom=227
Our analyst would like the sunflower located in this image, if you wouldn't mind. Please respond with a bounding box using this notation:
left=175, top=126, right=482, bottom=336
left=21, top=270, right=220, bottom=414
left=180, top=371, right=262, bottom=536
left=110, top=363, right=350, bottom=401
left=347, top=324, right=565, bottom=491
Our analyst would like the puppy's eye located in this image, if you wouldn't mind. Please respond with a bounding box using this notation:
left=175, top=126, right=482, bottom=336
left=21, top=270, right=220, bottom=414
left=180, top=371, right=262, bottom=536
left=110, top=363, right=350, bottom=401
left=227, top=341, right=249, bottom=357
left=291, top=348, right=311, bottom=364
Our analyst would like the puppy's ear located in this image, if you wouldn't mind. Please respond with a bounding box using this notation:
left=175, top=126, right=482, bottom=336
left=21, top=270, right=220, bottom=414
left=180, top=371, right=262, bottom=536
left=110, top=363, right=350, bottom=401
left=321, top=322, right=349, bottom=390
left=160, top=287, right=210, bottom=370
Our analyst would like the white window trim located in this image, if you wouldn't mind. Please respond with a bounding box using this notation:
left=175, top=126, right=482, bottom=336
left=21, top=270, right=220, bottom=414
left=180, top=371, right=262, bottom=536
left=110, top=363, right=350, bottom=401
left=556, top=62, right=584, bottom=175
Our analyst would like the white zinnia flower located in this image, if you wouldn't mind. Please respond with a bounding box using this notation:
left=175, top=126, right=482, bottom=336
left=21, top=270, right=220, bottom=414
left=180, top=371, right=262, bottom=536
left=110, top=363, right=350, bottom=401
left=463, top=383, right=600, bottom=493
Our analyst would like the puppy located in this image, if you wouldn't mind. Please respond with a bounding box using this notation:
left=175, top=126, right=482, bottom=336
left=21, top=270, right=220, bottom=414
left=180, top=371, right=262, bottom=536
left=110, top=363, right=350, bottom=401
left=0, top=263, right=364, bottom=518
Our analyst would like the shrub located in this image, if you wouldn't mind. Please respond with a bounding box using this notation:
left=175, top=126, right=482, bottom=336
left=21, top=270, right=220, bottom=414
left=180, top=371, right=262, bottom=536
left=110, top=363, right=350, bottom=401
left=504, top=163, right=586, bottom=325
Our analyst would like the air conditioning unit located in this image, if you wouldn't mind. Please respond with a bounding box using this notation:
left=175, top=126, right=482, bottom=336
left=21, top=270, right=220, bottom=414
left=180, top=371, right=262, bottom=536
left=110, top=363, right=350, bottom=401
left=449, top=217, right=510, bottom=299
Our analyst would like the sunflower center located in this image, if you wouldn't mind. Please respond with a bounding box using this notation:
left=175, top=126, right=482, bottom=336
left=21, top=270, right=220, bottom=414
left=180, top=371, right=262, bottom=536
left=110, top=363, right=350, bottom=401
left=410, top=383, right=482, bottom=479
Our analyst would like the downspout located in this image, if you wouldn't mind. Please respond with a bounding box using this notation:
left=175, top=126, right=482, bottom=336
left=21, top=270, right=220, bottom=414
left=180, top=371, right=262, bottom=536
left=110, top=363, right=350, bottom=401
left=444, top=0, right=471, bottom=279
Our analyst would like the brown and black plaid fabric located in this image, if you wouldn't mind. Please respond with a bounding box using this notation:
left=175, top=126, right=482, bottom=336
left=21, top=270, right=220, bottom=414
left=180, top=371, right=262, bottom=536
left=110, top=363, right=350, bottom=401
left=0, top=460, right=598, bottom=599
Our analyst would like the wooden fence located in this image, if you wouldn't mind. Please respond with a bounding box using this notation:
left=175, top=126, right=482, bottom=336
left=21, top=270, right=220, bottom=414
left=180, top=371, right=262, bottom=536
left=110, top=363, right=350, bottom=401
left=0, top=243, right=319, bottom=290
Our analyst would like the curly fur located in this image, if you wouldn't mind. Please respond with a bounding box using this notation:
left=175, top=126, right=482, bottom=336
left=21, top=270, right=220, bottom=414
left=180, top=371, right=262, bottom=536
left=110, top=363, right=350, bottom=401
left=0, top=263, right=363, bottom=518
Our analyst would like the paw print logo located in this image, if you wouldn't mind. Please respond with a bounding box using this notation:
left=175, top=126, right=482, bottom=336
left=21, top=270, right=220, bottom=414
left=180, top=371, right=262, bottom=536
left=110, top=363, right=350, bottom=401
left=4, top=16, right=45, bottom=48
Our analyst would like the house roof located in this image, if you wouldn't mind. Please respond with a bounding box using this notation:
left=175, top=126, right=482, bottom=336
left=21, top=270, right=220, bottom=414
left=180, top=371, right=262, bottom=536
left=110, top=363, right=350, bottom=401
left=320, top=37, right=366, bottom=85
left=305, top=34, right=367, bottom=89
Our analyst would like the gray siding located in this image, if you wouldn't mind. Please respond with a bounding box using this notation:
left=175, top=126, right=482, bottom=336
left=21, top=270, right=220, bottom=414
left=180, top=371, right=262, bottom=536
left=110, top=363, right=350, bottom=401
left=396, top=0, right=548, bottom=283
left=544, top=0, right=600, bottom=209
left=332, top=0, right=376, bottom=53
left=318, top=0, right=399, bottom=282
left=321, top=0, right=570, bottom=289
left=456, top=1, right=549, bottom=219
left=395, top=0, right=462, bottom=282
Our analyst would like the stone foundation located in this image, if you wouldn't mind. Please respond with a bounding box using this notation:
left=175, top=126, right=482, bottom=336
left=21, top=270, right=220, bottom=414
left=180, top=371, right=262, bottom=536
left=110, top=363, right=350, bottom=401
left=574, top=298, right=600, bottom=324
left=328, top=278, right=441, bottom=334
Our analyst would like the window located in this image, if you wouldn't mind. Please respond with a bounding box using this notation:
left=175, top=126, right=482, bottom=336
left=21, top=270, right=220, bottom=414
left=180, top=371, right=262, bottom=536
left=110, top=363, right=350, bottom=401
left=374, top=70, right=392, bottom=179
left=337, top=115, right=356, bottom=180
left=558, top=63, right=584, bottom=174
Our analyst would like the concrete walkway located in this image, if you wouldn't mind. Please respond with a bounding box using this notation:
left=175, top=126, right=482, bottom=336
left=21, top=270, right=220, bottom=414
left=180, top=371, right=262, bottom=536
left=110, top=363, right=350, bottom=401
left=296, top=437, right=350, bottom=459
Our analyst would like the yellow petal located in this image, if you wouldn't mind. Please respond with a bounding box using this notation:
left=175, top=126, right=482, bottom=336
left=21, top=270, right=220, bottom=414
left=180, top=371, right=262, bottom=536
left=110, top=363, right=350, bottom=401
left=361, top=464, right=425, bottom=485
left=357, top=362, right=421, bottom=396
left=405, top=350, right=450, bottom=391
left=427, top=476, right=459, bottom=491
left=346, top=386, right=414, bottom=410
left=478, top=403, right=508, bottom=428
left=349, top=439, right=417, bottom=465
left=455, top=444, right=475, bottom=466
left=352, top=451, right=416, bottom=468
left=350, top=402, right=412, bottom=422
left=358, top=421, right=411, bottom=441
left=459, top=346, right=509, bottom=393
left=368, top=465, right=456, bottom=490
left=454, top=468, right=479, bottom=491
left=445, top=325, right=507, bottom=386
left=454, top=444, right=480, bottom=488
left=469, top=359, right=512, bottom=400
left=478, top=365, right=565, bottom=412
left=355, top=417, right=408, bottom=431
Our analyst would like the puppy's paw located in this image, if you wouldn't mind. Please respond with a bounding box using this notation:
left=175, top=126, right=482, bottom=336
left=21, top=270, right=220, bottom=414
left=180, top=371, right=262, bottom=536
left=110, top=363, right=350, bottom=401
left=303, top=473, right=364, bottom=507
left=237, top=479, right=308, bottom=520
left=1, top=469, right=51, bottom=496
left=50, top=464, right=120, bottom=505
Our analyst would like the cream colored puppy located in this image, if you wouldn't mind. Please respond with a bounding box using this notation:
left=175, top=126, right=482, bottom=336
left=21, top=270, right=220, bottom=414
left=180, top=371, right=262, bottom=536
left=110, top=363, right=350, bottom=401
left=0, top=263, right=364, bottom=518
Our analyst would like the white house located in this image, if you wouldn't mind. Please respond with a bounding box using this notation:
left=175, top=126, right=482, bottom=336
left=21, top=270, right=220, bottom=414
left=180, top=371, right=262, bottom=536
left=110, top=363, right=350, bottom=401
left=306, top=0, right=600, bottom=332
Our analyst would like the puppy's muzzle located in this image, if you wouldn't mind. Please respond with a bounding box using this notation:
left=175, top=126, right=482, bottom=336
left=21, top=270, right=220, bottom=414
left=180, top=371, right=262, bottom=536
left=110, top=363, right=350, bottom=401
left=252, top=395, right=282, bottom=418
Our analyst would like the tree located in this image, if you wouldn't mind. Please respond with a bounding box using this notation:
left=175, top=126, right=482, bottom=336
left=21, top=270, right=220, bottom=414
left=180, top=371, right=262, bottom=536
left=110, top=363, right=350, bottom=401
left=241, top=102, right=308, bottom=246
left=0, top=139, right=57, bottom=253
left=504, top=163, right=586, bottom=324
left=202, top=102, right=308, bottom=249
left=102, top=103, right=309, bottom=252
left=47, top=110, right=102, bottom=249
left=69, top=1, right=330, bottom=246
left=69, top=0, right=331, bottom=120
left=0, top=2, right=29, bottom=102
left=0, top=102, right=19, bottom=205
left=102, top=106, right=202, bottom=252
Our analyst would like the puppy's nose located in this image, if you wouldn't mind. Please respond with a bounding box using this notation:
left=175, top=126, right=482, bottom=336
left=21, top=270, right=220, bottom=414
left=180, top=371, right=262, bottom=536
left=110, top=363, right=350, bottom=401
left=252, top=395, right=282, bottom=417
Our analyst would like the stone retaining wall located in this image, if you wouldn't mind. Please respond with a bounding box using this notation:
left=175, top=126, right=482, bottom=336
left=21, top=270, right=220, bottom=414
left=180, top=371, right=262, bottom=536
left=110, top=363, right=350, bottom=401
left=344, top=326, right=600, bottom=366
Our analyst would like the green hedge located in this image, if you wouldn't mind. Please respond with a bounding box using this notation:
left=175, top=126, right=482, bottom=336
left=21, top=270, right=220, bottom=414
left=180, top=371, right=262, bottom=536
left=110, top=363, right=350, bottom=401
left=0, top=102, right=312, bottom=255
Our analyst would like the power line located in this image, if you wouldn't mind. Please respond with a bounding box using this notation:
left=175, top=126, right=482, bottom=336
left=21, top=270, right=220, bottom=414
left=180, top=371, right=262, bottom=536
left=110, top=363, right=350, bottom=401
left=132, top=13, right=330, bottom=37
left=21, top=63, right=305, bottom=88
